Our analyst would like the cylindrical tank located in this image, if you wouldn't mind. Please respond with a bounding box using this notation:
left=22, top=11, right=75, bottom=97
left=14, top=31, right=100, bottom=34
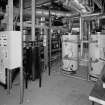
left=62, top=33, right=78, bottom=72
left=89, top=32, right=105, bottom=77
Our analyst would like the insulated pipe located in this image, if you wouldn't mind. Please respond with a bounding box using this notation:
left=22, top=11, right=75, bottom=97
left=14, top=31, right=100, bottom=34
left=25, top=8, right=80, bottom=17
left=20, top=0, right=24, bottom=104
left=14, top=7, right=80, bottom=18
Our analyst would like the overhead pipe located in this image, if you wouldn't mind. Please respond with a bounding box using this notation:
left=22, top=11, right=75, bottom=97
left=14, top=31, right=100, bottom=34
left=81, top=12, right=101, bottom=17
left=81, top=12, right=105, bottom=19
left=35, top=9, right=80, bottom=17
left=13, top=7, right=80, bottom=18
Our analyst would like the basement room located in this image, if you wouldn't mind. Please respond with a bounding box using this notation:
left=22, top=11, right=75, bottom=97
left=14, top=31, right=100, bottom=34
left=0, top=0, right=105, bottom=105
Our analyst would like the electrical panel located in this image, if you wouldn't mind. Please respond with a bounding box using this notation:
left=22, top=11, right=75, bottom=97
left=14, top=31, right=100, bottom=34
left=0, top=31, right=22, bottom=84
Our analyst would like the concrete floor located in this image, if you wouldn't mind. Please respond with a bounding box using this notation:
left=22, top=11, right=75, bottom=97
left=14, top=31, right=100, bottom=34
left=0, top=61, right=96, bottom=105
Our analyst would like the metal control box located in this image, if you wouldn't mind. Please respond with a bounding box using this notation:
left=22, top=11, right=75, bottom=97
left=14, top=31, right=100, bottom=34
left=0, top=31, right=22, bottom=84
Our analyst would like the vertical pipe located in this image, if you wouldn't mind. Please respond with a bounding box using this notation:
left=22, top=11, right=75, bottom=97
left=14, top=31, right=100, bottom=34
left=20, top=0, right=24, bottom=104
left=42, top=17, right=48, bottom=71
left=48, top=8, right=51, bottom=76
left=77, top=19, right=79, bottom=70
left=68, top=19, right=73, bottom=33
left=39, top=17, right=45, bottom=87
left=88, top=20, right=91, bottom=80
left=58, top=32, right=61, bottom=69
left=44, top=29, right=48, bottom=71
left=97, top=18, right=100, bottom=28
left=7, top=0, right=13, bottom=94
left=7, top=69, right=10, bottom=94
left=8, top=0, right=13, bottom=31
left=93, top=1, right=95, bottom=12
left=9, top=70, right=12, bottom=89
left=80, top=17, right=83, bottom=57
left=31, top=0, right=36, bottom=81
left=32, top=0, right=36, bottom=41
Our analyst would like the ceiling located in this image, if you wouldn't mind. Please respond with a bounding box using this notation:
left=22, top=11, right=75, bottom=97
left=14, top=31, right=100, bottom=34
left=23, top=0, right=105, bottom=13
left=0, top=0, right=105, bottom=29
left=0, top=0, right=105, bottom=18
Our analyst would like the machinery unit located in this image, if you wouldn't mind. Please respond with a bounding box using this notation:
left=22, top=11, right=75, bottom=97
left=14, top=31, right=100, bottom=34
left=62, top=33, right=78, bottom=72
left=0, top=31, right=22, bottom=84
left=89, top=32, right=105, bottom=78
